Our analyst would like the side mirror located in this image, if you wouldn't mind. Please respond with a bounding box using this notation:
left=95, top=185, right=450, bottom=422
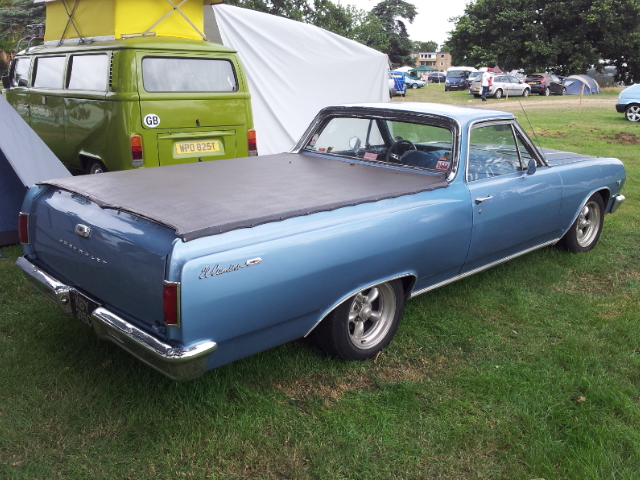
left=1, top=76, right=10, bottom=89
left=349, top=136, right=361, bottom=151
left=526, top=158, right=537, bottom=175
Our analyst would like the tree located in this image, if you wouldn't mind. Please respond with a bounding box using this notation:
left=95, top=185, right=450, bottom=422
left=0, top=0, right=45, bottom=74
left=371, top=0, right=417, bottom=66
left=412, top=40, right=438, bottom=53
left=447, top=0, right=640, bottom=81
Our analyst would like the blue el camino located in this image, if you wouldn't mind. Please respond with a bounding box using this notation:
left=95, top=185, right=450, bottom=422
left=17, top=103, right=626, bottom=381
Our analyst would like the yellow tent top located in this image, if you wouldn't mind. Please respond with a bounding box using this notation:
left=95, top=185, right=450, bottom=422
left=35, top=0, right=223, bottom=42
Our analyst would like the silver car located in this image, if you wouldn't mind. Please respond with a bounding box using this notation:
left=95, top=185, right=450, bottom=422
left=469, top=74, right=531, bottom=99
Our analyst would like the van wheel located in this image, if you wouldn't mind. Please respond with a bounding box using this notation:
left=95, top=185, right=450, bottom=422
left=86, top=160, right=107, bottom=175
left=313, top=280, right=405, bottom=361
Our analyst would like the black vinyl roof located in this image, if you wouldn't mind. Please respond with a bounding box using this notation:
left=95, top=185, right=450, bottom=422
left=42, top=153, right=448, bottom=242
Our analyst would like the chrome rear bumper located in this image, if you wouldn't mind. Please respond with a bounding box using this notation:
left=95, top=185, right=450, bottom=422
left=16, top=256, right=217, bottom=381
left=610, top=194, right=626, bottom=214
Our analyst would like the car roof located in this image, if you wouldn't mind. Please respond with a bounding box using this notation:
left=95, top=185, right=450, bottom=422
left=338, top=102, right=515, bottom=125
left=16, top=36, right=236, bottom=56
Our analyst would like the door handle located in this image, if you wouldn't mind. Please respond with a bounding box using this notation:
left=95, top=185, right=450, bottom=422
left=475, top=195, right=493, bottom=205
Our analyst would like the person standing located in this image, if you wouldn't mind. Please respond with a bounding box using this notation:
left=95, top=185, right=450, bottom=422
left=481, top=69, right=493, bottom=101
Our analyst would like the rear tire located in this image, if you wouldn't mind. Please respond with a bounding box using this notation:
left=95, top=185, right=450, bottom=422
left=412, top=83, right=418, bottom=89
left=86, top=160, right=107, bottom=175
left=557, top=194, right=604, bottom=253
left=522, top=88, right=530, bottom=97
left=541, top=87, right=550, bottom=96
left=494, top=89, right=503, bottom=99
left=313, top=280, right=405, bottom=361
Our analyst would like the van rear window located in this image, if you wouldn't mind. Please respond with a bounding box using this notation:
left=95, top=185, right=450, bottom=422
left=142, top=57, right=238, bottom=93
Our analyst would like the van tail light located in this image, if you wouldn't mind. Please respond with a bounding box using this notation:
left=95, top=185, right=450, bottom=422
left=247, top=129, right=258, bottom=156
left=130, top=135, right=143, bottom=167
left=163, top=281, right=181, bottom=327
left=18, top=212, right=30, bottom=244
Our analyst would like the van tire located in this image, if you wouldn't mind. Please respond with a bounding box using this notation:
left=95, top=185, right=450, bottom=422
left=86, top=160, right=107, bottom=175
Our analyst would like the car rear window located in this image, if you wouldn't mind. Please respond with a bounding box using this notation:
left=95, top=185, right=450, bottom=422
left=142, top=57, right=238, bottom=93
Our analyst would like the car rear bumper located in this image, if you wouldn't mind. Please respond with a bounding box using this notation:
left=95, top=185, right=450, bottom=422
left=16, top=255, right=217, bottom=381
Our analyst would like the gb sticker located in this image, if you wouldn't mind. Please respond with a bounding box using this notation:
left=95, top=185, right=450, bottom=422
left=144, top=114, right=161, bottom=128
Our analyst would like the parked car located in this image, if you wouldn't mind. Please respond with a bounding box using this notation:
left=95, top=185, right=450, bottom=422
left=17, top=102, right=626, bottom=381
left=469, top=74, right=531, bottom=98
left=615, top=83, right=640, bottom=121
left=525, top=73, right=566, bottom=96
left=428, top=72, right=446, bottom=83
left=404, top=75, right=425, bottom=89
left=445, top=70, right=473, bottom=91
left=389, top=71, right=406, bottom=96
left=2, top=37, right=255, bottom=174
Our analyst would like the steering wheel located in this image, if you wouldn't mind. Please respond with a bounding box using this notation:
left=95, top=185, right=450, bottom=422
left=385, top=139, right=417, bottom=163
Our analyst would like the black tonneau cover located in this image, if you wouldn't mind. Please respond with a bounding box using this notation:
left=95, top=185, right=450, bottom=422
left=42, top=153, right=448, bottom=242
left=541, top=148, right=597, bottom=165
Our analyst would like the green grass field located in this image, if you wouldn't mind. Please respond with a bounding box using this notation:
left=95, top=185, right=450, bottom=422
left=1, top=88, right=638, bottom=479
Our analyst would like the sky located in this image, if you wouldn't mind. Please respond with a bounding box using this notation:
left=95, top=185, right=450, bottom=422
left=338, top=0, right=469, bottom=49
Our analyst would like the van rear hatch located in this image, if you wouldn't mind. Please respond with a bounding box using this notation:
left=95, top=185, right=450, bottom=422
left=28, top=186, right=178, bottom=332
left=138, top=55, right=251, bottom=166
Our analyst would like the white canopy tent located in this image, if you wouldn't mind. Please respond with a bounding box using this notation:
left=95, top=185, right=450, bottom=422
left=206, top=4, right=390, bottom=155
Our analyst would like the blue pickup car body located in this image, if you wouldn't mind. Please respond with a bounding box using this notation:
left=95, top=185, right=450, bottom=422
left=17, top=103, right=626, bottom=380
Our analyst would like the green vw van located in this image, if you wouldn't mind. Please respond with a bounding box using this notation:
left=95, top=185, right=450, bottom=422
left=3, top=36, right=255, bottom=174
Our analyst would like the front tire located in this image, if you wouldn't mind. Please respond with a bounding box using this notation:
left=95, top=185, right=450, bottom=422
left=313, top=280, right=405, bottom=361
left=625, top=104, right=640, bottom=122
left=411, top=83, right=418, bottom=89
left=558, top=194, right=604, bottom=253
left=522, top=88, right=530, bottom=97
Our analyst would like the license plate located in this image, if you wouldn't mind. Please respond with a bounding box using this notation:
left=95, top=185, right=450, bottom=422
left=527, top=82, right=536, bottom=84
left=70, top=290, right=99, bottom=327
left=174, top=140, right=222, bottom=155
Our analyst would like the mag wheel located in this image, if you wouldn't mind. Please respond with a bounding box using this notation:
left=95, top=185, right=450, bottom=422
left=313, top=280, right=405, bottom=361
left=625, top=104, right=640, bottom=122
left=558, top=194, right=604, bottom=253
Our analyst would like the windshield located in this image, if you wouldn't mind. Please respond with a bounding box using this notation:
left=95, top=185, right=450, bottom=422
left=303, top=116, right=454, bottom=172
left=447, top=71, right=467, bottom=78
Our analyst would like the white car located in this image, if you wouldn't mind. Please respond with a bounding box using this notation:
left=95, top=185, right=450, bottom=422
left=469, top=74, right=531, bottom=99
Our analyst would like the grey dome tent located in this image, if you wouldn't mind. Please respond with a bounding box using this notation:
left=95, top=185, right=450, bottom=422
left=564, top=75, right=602, bottom=95
left=0, top=96, right=70, bottom=246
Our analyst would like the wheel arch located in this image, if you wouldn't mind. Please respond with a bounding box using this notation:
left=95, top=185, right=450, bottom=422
left=304, top=273, right=417, bottom=337
left=558, top=188, right=609, bottom=240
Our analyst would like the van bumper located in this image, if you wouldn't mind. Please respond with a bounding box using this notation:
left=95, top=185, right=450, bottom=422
left=16, top=256, right=217, bottom=381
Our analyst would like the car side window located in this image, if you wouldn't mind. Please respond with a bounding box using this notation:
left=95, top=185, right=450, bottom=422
left=67, top=54, right=109, bottom=91
left=33, top=56, right=66, bottom=89
left=467, top=123, right=524, bottom=181
left=11, top=58, right=31, bottom=87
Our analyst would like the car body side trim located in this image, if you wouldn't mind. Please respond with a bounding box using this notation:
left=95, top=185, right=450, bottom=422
left=410, top=239, right=560, bottom=298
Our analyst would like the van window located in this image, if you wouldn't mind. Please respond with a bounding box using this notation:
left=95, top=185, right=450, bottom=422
left=67, top=54, right=109, bottom=91
left=33, top=56, right=66, bottom=89
left=11, top=58, right=31, bottom=87
left=142, top=57, right=238, bottom=93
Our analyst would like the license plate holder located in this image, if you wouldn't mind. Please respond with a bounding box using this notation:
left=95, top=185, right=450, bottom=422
left=70, top=289, right=99, bottom=327
left=174, top=140, right=222, bottom=156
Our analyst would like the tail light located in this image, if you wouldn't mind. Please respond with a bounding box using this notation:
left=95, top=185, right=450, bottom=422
left=18, top=212, right=30, bottom=244
left=247, top=129, right=258, bottom=156
left=539, top=77, right=546, bottom=83
left=163, top=281, right=181, bottom=327
left=130, top=135, right=143, bottom=167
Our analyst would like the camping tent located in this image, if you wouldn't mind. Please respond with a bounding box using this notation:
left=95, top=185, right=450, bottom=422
left=564, top=75, right=602, bottom=95
left=410, top=65, right=438, bottom=73
left=0, top=97, right=70, bottom=246
left=206, top=5, right=390, bottom=155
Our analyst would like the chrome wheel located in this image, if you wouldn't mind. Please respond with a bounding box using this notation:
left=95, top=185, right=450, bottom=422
left=312, top=279, right=405, bottom=360
left=558, top=194, right=604, bottom=253
left=347, top=284, right=396, bottom=350
left=625, top=105, right=640, bottom=122
left=575, top=200, right=602, bottom=248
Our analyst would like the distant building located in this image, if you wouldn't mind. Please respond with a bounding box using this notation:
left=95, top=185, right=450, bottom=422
left=410, top=51, right=452, bottom=72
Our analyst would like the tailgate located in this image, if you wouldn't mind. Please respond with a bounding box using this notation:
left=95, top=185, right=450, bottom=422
left=29, top=187, right=178, bottom=330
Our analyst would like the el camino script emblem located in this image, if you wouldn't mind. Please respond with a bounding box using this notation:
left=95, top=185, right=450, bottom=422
left=199, top=257, right=262, bottom=279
